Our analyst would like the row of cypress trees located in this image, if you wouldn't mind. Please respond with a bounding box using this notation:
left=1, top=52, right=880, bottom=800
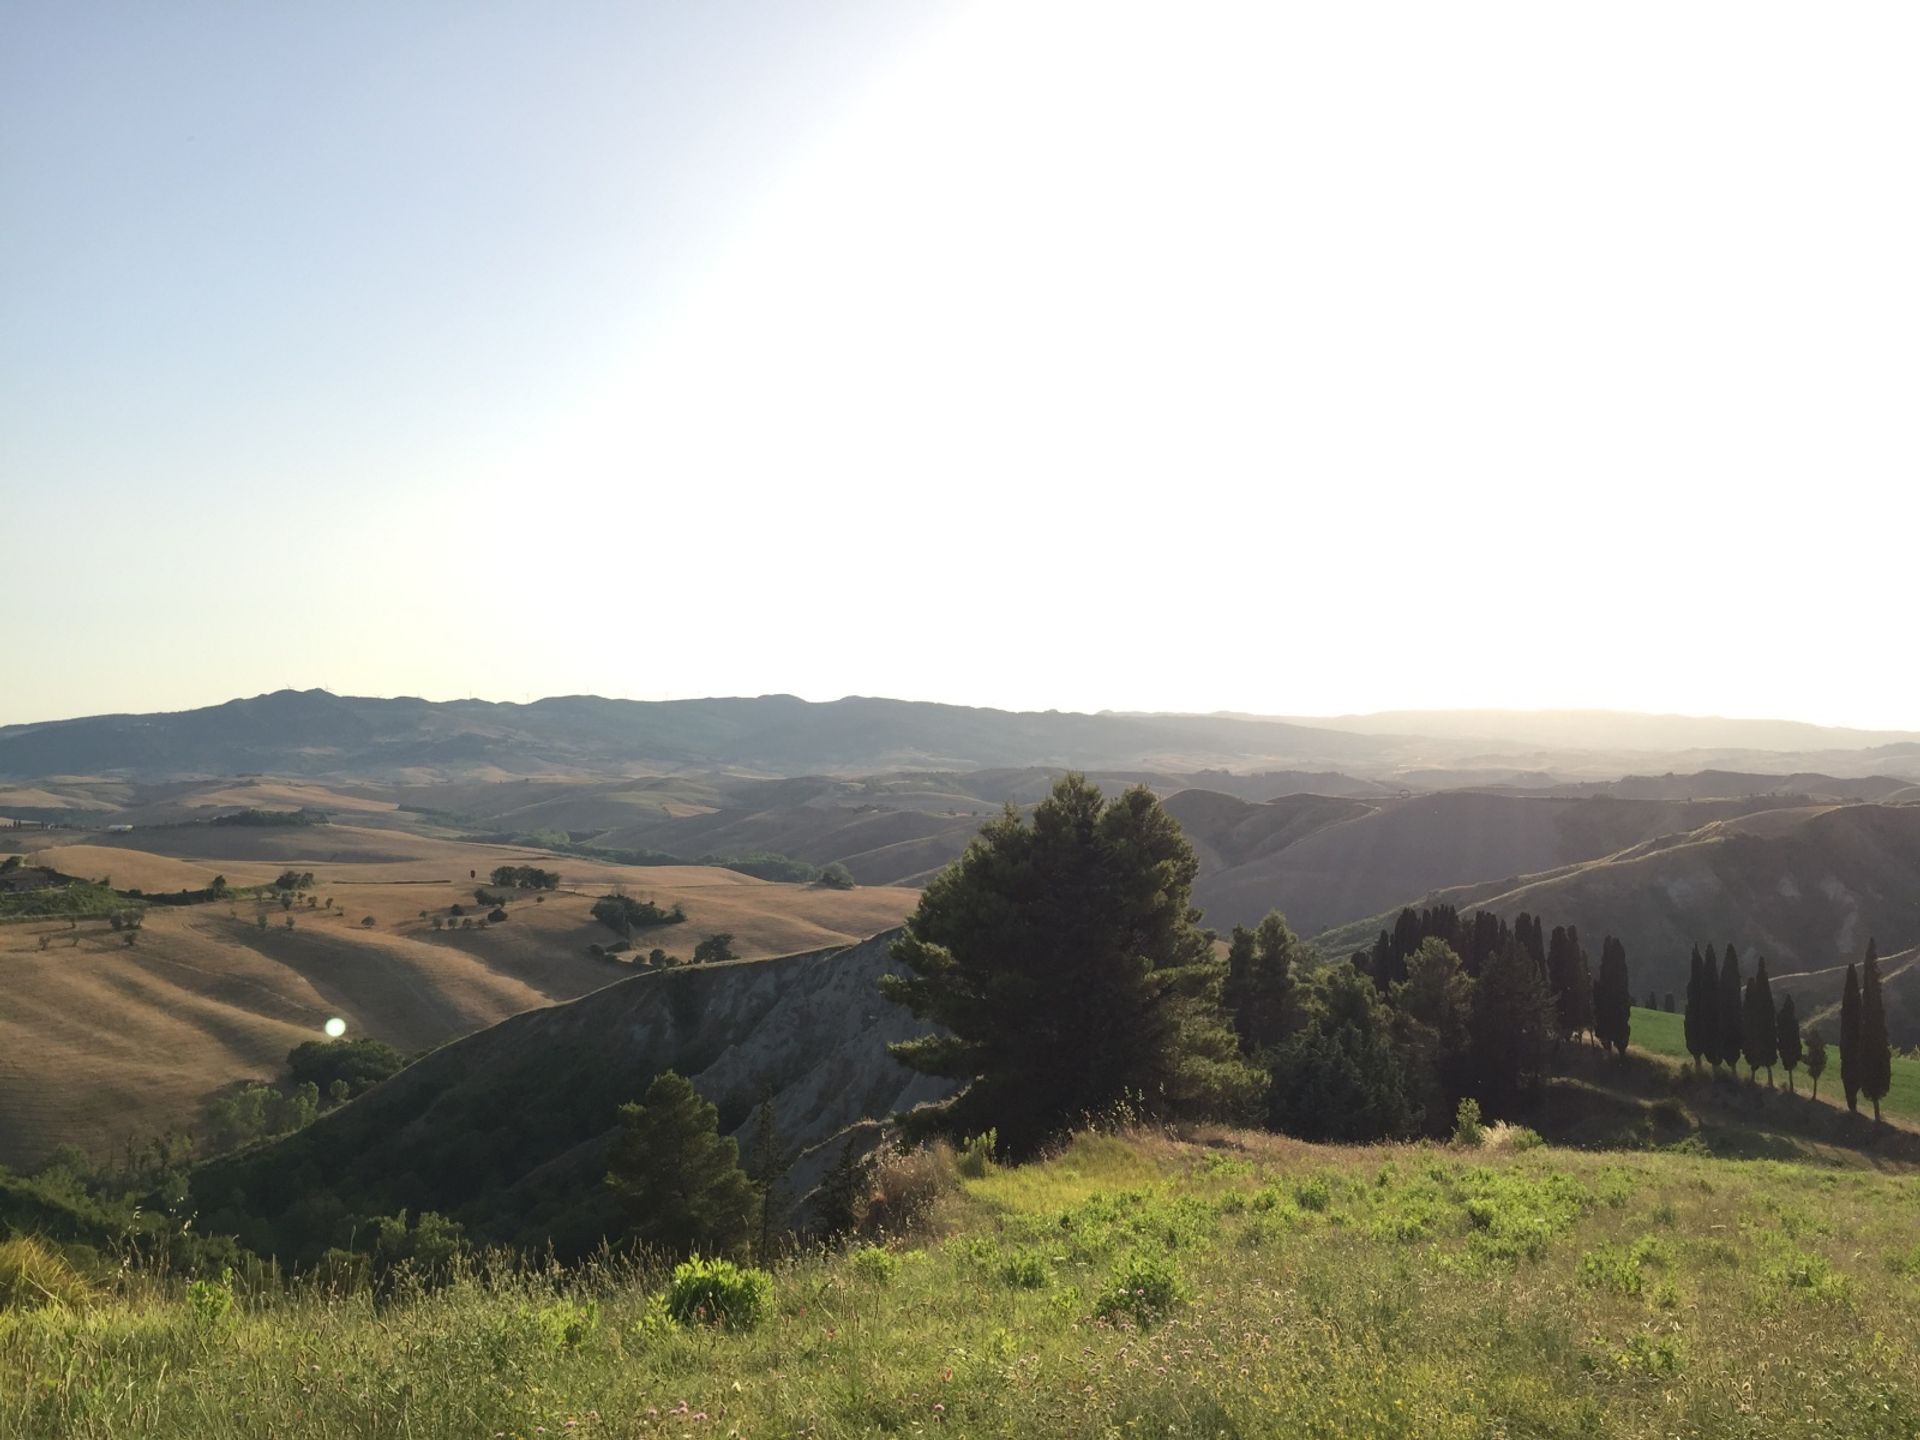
left=1682, top=938, right=1892, bottom=1121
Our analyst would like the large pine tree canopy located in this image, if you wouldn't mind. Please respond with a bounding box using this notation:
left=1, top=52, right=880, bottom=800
left=880, top=773, right=1262, bottom=1152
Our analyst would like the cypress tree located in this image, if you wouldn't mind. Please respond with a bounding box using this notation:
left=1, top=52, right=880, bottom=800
left=1717, top=945, right=1743, bottom=1079
left=1860, top=941, right=1892, bottom=1125
left=1699, top=944, right=1721, bottom=1068
left=1803, top=1028, right=1828, bottom=1101
left=1683, top=945, right=1706, bottom=1068
left=1547, top=926, right=1579, bottom=1039
left=1776, top=994, right=1802, bottom=1093
left=1839, top=962, right=1862, bottom=1114
left=1741, top=959, right=1777, bottom=1085
left=1592, top=935, right=1631, bottom=1056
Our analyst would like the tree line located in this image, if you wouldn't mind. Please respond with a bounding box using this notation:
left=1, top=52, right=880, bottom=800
left=879, top=776, right=1636, bottom=1155
left=1682, top=938, right=1891, bottom=1119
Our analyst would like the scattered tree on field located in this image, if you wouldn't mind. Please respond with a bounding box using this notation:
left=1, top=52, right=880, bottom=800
left=693, top=932, right=738, bottom=964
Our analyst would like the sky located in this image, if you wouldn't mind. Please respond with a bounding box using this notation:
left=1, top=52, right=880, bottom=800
left=3, top=2, right=1916, bottom=729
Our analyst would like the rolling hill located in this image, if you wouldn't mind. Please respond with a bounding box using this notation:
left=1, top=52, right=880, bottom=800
left=1322, top=803, right=1920, bottom=1026
left=0, top=835, right=915, bottom=1170
left=9, top=689, right=1920, bottom=785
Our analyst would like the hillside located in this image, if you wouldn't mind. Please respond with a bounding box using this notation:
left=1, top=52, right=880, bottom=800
left=13, top=1126, right=1920, bottom=1437
left=191, top=930, right=947, bottom=1261
left=1323, top=803, right=1920, bottom=1014
left=1165, top=788, right=1825, bottom=933
left=0, top=838, right=914, bottom=1169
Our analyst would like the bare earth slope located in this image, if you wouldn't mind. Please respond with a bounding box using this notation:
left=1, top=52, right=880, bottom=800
left=190, top=930, right=950, bottom=1260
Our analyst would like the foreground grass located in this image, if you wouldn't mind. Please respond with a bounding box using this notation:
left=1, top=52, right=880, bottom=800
left=5, top=1130, right=1920, bottom=1437
left=1630, top=1005, right=1920, bottom=1121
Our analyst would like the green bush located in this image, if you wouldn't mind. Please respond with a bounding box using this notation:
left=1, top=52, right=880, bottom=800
left=663, top=1256, right=773, bottom=1330
left=957, top=1129, right=998, bottom=1179
left=1095, top=1250, right=1185, bottom=1327
left=848, top=1245, right=899, bottom=1285
left=187, top=1268, right=236, bottom=1325
left=1001, top=1251, right=1053, bottom=1289
left=1452, top=1097, right=1485, bottom=1147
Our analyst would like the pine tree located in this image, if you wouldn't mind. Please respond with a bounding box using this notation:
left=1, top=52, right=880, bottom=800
left=1718, top=945, right=1743, bottom=1079
left=881, top=775, right=1262, bottom=1151
left=1683, top=944, right=1707, bottom=1069
left=1839, top=962, right=1862, bottom=1114
left=1859, top=940, right=1892, bottom=1125
left=1776, top=994, right=1802, bottom=1093
left=1741, top=959, right=1777, bottom=1085
left=605, top=1070, right=759, bottom=1260
left=746, top=1085, right=799, bottom=1264
left=1803, top=1028, right=1827, bottom=1101
left=1223, top=910, right=1302, bottom=1055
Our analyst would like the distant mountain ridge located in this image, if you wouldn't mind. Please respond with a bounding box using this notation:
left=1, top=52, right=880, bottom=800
left=6, top=689, right=1920, bottom=784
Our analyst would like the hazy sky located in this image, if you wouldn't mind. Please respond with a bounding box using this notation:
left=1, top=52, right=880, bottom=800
left=4, top=3, right=1916, bottom=728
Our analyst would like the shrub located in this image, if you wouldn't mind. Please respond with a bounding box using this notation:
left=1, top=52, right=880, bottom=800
left=663, top=1256, right=773, bottom=1330
left=1095, top=1250, right=1185, bottom=1327
left=360, top=916, right=376, bottom=928
left=187, top=1268, right=236, bottom=1325
left=848, top=1245, right=899, bottom=1285
left=865, top=1142, right=958, bottom=1235
left=1452, top=1097, right=1485, bottom=1147
left=532, top=1297, right=599, bottom=1349
left=487, top=908, right=509, bottom=923
left=1001, top=1252, right=1053, bottom=1289
left=0, top=1236, right=90, bottom=1311
left=1293, top=1176, right=1333, bottom=1213
left=957, top=1129, right=998, bottom=1179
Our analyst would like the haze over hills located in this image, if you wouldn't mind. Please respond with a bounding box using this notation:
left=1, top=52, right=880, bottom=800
left=6, top=689, right=1920, bottom=785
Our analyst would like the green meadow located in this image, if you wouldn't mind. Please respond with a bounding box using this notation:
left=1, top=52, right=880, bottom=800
left=1630, top=1005, right=1920, bottom=1122
left=5, top=1128, right=1919, bottom=1438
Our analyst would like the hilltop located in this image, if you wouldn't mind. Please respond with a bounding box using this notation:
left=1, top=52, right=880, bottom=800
left=7, top=690, right=1920, bottom=785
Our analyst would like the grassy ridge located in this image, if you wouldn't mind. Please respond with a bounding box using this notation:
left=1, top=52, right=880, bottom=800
left=5, top=1131, right=1920, bottom=1437
left=1630, top=1005, right=1920, bottom=1121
